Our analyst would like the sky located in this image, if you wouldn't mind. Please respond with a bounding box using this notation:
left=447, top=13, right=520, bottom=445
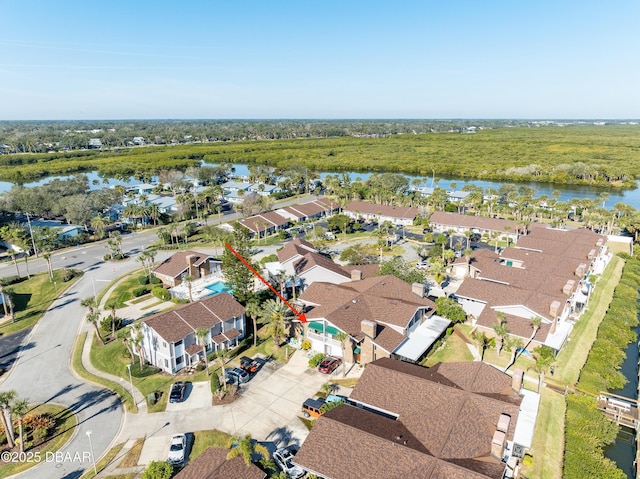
left=1, top=0, right=639, bottom=120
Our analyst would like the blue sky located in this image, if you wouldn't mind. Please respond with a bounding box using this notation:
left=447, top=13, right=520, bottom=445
left=1, top=0, right=638, bottom=120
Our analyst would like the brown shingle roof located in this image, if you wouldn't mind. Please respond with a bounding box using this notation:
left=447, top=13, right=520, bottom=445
left=276, top=237, right=317, bottom=263
left=299, top=276, right=435, bottom=343
left=241, top=211, right=289, bottom=233
left=295, top=359, right=520, bottom=479
left=293, top=251, right=350, bottom=278
left=344, top=200, right=418, bottom=220
left=429, top=211, right=517, bottom=233
left=153, top=250, right=215, bottom=279
left=143, top=293, right=245, bottom=343
left=174, top=447, right=266, bottom=479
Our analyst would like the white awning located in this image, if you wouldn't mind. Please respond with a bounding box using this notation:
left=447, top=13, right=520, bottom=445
left=394, top=315, right=451, bottom=361
left=513, top=389, right=541, bottom=449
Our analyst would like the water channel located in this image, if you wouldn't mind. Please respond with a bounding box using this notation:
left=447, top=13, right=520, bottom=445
left=604, top=321, right=640, bottom=478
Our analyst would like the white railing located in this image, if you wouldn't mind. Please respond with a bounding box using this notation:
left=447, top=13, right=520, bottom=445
left=307, top=331, right=342, bottom=349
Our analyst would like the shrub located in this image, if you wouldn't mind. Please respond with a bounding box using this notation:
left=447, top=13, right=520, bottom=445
left=138, top=276, right=150, bottom=285
left=100, top=315, right=123, bottom=333
left=308, top=353, right=325, bottom=368
left=149, top=276, right=162, bottom=284
left=62, top=268, right=82, bottom=282
left=152, top=287, right=171, bottom=300
left=301, top=339, right=311, bottom=351
left=130, top=363, right=160, bottom=378
left=142, top=460, right=173, bottom=479
left=132, top=286, right=150, bottom=297
left=210, top=372, right=221, bottom=393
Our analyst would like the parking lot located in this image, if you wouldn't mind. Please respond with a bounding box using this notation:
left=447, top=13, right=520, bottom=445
left=133, top=350, right=359, bottom=467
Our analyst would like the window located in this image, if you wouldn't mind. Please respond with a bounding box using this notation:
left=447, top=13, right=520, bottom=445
left=164, top=359, right=169, bottom=368
left=176, top=356, right=184, bottom=365
left=162, top=341, right=167, bottom=348
left=175, top=340, right=183, bottom=347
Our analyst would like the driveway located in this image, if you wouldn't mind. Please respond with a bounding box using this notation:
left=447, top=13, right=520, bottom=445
left=132, top=351, right=359, bottom=466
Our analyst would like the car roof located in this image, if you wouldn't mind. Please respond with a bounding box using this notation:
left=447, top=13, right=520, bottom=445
left=171, top=434, right=185, bottom=442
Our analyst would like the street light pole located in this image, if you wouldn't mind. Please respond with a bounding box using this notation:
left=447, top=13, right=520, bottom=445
left=91, top=277, right=97, bottom=299
left=126, top=363, right=135, bottom=404
left=86, top=429, right=97, bottom=474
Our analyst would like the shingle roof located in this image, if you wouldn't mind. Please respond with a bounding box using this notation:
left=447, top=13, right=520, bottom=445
left=295, top=358, right=521, bottom=479
left=293, top=251, right=351, bottom=278
left=174, top=447, right=266, bottom=479
left=240, top=211, right=289, bottom=233
left=429, top=211, right=517, bottom=233
left=299, top=276, right=435, bottom=343
left=153, top=250, right=215, bottom=279
left=276, top=237, right=317, bottom=263
left=143, top=293, right=245, bottom=343
left=344, top=200, right=418, bottom=220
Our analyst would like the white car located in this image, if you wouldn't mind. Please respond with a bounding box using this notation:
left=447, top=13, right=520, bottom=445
left=167, top=434, right=187, bottom=465
left=416, top=261, right=429, bottom=270
left=273, top=447, right=305, bottom=479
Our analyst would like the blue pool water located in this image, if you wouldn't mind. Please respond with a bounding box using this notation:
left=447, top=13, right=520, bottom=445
left=204, top=281, right=232, bottom=296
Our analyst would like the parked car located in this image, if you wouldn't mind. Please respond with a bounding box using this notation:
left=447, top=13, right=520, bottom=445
left=167, top=433, right=187, bottom=465
left=416, top=261, right=429, bottom=270
left=273, top=447, right=305, bottom=479
left=301, top=397, right=326, bottom=418
left=239, top=356, right=259, bottom=374
left=225, top=367, right=250, bottom=384
left=318, top=356, right=342, bottom=374
left=169, top=381, right=186, bottom=403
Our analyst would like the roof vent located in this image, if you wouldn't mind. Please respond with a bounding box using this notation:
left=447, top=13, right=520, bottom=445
left=352, top=299, right=357, bottom=304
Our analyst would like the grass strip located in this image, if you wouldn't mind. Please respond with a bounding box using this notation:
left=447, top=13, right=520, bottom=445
left=79, top=442, right=125, bottom=479
left=70, top=332, right=137, bottom=413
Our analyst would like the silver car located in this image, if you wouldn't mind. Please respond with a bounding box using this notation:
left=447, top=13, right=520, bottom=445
left=273, top=447, right=305, bottom=479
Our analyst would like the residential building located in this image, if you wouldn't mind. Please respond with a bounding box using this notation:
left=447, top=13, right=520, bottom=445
left=88, top=138, right=102, bottom=148
left=153, top=250, right=221, bottom=288
left=410, top=186, right=471, bottom=203
left=344, top=199, right=418, bottom=226
left=294, top=358, right=537, bottom=479
left=140, top=292, right=245, bottom=374
left=240, top=211, right=289, bottom=238
left=429, top=211, right=519, bottom=243
left=174, top=447, right=266, bottom=479
left=275, top=197, right=337, bottom=223
left=452, top=223, right=608, bottom=352
left=297, top=275, right=446, bottom=364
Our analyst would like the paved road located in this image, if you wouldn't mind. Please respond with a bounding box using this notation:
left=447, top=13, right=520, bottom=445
left=0, top=232, right=171, bottom=479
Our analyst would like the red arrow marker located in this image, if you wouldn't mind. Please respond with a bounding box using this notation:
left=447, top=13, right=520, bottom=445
left=225, top=242, right=307, bottom=322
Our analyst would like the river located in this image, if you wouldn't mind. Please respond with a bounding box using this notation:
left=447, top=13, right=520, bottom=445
left=2, top=163, right=640, bottom=210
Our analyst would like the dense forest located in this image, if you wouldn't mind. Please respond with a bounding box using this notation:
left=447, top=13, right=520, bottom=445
left=0, top=120, right=638, bottom=188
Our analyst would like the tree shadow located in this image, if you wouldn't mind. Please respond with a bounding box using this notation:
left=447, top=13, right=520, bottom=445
left=265, top=425, right=300, bottom=450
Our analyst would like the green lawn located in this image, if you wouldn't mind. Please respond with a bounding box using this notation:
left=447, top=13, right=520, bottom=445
left=189, top=430, right=233, bottom=460
left=71, top=332, right=136, bottom=412
left=526, top=389, right=566, bottom=479
left=103, top=271, right=155, bottom=309
left=423, top=331, right=474, bottom=366
left=0, top=270, right=81, bottom=336
left=0, top=403, right=77, bottom=478
left=554, top=255, right=623, bottom=385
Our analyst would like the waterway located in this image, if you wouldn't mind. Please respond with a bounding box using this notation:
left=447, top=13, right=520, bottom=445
left=604, top=322, right=640, bottom=478
left=2, top=163, right=640, bottom=210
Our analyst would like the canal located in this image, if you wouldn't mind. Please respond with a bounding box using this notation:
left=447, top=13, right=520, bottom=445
left=604, top=321, right=640, bottom=478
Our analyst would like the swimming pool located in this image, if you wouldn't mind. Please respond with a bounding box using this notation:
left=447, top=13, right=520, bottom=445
left=203, top=281, right=233, bottom=296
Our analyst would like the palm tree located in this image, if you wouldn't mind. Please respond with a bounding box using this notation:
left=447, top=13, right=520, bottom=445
left=194, top=328, right=210, bottom=375
left=105, top=299, right=119, bottom=339
left=42, top=251, right=54, bottom=281
left=504, top=335, right=524, bottom=372
left=227, top=434, right=269, bottom=466
left=90, top=215, right=107, bottom=239
left=531, top=316, right=542, bottom=340
left=184, top=275, right=194, bottom=302
left=257, top=299, right=292, bottom=349
left=12, top=397, right=29, bottom=453
left=471, top=330, right=492, bottom=361
left=530, top=346, right=555, bottom=393
left=6, top=248, right=21, bottom=277
left=80, top=296, right=98, bottom=315
left=244, top=297, right=261, bottom=347
left=214, top=348, right=230, bottom=390
left=87, top=310, right=104, bottom=345
left=334, top=331, right=349, bottom=377
left=131, top=323, right=146, bottom=369
left=492, top=313, right=509, bottom=357
left=0, top=390, right=16, bottom=448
